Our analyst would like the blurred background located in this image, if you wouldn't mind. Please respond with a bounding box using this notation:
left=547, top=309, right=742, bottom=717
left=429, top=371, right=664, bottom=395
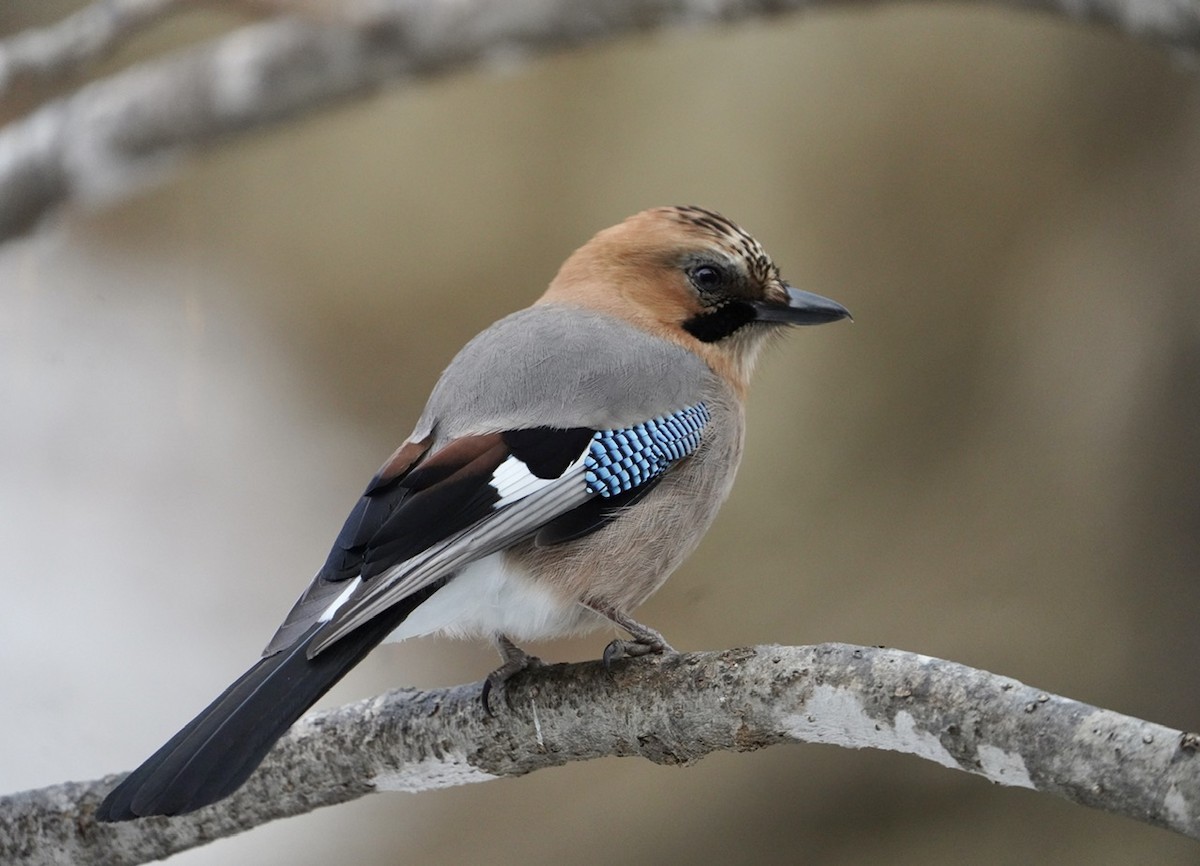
left=2, top=1, right=1199, bottom=863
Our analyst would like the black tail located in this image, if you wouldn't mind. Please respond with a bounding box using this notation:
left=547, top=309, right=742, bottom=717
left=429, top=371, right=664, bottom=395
left=97, top=584, right=439, bottom=821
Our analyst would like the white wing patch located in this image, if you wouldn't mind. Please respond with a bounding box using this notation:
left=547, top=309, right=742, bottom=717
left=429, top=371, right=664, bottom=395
left=489, top=452, right=588, bottom=507
left=310, top=458, right=592, bottom=655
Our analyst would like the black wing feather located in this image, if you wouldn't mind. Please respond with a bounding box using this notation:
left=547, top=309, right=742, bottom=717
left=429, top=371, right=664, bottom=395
left=358, top=437, right=509, bottom=579
left=319, top=438, right=431, bottom=583
left=501, top=427, right=594, bottom=478
left=361, top=471, right=501, bottom=579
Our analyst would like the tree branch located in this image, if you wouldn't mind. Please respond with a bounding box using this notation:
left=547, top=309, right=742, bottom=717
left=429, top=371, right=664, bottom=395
left=0, top=0, right=1198, bottom=244
left=0, top=0, right=187, bottom=97
left=2, top=644, right=1197, bottom=865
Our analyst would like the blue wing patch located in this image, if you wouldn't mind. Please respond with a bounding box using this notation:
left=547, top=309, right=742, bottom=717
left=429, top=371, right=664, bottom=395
left=584, top=403, right=710, bottom=498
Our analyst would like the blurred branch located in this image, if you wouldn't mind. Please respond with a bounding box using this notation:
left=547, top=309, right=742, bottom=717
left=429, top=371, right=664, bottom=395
left=0, top=0, right=1198, bottom=244
left=3, top=643, right=1198, bottom=865
left=0, top=0, right=186, bottom=97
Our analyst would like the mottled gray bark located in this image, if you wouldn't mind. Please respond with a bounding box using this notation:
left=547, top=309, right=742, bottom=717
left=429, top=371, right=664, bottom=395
left=2, top=645, right=1198, bottom=865
left=0, top=0, right=1198, bottom=243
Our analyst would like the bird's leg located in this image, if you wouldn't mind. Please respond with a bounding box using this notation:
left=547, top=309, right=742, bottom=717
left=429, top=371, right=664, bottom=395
left=481, top=633, right=544, bottom=714
left=582, top=601, right=677, bottom=668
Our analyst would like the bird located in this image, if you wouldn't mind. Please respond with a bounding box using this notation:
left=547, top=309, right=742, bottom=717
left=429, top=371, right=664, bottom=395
left=96, top=205, right=850, bottom=821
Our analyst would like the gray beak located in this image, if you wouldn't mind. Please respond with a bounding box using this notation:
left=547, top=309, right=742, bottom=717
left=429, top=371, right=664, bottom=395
left=751, top=285, right=851, bottom=326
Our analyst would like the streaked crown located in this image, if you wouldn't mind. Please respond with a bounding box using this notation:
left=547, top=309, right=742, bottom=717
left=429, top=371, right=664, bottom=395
left=659, top=205, right=781, bottom=289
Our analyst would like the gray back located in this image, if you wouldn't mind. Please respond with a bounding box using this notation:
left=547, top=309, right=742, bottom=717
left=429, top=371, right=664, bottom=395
left=412, top=304, right=713, bottom=441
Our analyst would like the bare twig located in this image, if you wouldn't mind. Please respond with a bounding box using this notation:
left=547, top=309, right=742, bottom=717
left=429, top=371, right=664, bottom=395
left=1, top=644, right=1197, bottom=866
left=0, top=0, right=1198, bottom=244
left=0, top=0, right=188, bottom=97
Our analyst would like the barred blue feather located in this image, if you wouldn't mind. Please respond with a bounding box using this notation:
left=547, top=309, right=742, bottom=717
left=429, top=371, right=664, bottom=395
left=584, top=403, right=710, bottom=497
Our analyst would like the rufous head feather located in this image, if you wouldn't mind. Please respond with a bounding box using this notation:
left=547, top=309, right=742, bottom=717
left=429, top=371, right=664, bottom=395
left=540, top=206, right=850, bottom=392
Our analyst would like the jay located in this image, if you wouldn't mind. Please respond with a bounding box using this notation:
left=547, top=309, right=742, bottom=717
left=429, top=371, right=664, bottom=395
left=97, top=205, right=850, bottom=821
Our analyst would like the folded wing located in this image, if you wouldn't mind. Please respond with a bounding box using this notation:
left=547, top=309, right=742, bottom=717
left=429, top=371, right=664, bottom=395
left=266, top=403, right=711, bottom=659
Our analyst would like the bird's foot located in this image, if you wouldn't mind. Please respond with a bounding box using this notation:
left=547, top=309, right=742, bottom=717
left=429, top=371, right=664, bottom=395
left=481, top=634, right=544, bottom=715
left=581, top=601, right=676, bottom=669
left=601, top=635, right=675, bottom=668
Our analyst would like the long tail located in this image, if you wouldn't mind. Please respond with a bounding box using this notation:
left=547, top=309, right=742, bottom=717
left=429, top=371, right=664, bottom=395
left=97, top=585, right=438, bottom=821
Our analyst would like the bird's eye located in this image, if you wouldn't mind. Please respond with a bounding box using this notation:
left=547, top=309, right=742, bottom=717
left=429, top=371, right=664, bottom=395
left=690, top=265, right=723, bottom=293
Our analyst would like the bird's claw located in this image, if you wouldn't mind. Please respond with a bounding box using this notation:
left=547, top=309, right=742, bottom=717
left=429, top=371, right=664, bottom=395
left=480, top=672, right=504, bottom=717
left=602, top=637, right=675, bottom=669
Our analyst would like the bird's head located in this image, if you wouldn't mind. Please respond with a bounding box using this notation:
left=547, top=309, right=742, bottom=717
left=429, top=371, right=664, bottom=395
left=540, top=206, right=850, bottom=391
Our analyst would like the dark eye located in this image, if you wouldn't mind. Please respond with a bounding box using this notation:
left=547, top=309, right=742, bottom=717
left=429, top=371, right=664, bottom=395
left=689, top=265, right=723, bottom=293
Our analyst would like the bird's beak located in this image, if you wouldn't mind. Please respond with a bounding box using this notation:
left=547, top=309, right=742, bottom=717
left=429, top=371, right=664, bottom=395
left=751, top=285, right=851, bottom=326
